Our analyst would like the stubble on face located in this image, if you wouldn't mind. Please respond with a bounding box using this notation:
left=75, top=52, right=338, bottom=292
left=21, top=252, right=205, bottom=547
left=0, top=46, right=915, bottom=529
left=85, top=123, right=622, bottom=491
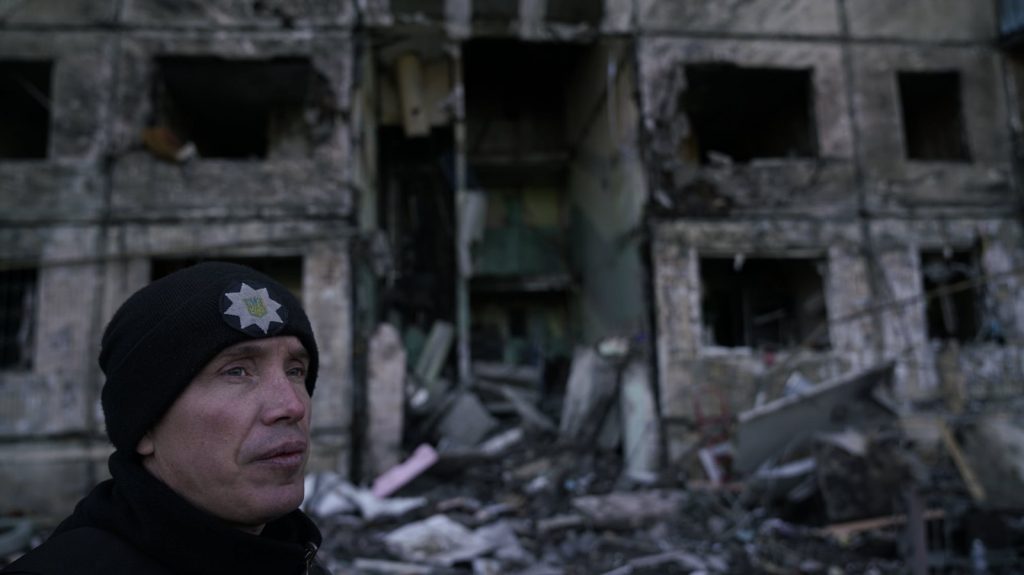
left=137, top=336, right=312, bottom=532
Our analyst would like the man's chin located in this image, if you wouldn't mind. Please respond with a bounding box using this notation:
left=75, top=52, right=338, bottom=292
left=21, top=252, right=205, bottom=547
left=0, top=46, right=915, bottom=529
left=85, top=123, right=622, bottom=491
left=232, top=483, right=306, bottom=528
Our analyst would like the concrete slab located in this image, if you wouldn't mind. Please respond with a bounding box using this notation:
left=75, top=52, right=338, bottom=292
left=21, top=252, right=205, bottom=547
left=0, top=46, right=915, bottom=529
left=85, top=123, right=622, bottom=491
left=734, top=362, right=895, bottom=474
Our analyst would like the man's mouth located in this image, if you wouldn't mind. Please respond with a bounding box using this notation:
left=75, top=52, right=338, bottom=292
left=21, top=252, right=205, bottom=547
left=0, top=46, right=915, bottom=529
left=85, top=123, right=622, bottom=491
left=253, top=440, right=308, bottom=468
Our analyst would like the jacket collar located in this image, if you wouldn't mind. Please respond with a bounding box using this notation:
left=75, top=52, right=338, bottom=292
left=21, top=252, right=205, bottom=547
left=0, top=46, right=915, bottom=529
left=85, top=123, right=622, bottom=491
left=56, top=450, right=322, bottom=574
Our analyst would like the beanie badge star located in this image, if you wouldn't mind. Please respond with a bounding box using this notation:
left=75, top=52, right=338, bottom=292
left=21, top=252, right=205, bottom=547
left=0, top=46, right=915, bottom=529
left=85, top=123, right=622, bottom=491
left=222, top=282, right=286, bottom=335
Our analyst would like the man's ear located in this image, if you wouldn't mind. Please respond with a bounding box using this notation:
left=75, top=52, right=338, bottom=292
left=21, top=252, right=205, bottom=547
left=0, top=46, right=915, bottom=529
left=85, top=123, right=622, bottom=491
left=136, top=432, right=155, bottom=456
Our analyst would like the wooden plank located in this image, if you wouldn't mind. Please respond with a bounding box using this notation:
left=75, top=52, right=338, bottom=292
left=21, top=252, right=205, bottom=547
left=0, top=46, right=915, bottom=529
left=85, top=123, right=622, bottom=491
left=938, top=422, right=987, bottom=504
left=817, top=509, right=945, bottom=544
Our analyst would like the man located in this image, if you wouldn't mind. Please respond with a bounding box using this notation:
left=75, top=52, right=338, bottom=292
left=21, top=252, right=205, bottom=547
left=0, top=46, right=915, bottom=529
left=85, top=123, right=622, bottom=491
left=3, top=262, right=328, bottom=574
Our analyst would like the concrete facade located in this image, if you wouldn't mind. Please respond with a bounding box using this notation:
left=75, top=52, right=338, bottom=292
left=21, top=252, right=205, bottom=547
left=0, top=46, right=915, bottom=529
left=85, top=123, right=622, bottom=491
left=644, top=0, right=1024, bottom=462
left=0, top=1, right=356, bottom=519
left=2, top=0, right=1023, bottom=517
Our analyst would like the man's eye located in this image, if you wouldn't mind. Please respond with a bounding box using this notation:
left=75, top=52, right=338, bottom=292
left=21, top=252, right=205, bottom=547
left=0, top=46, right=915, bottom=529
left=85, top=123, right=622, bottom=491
left=287, top=366, right=306, bottom=378
left=223, top=366, right=248, bottom=377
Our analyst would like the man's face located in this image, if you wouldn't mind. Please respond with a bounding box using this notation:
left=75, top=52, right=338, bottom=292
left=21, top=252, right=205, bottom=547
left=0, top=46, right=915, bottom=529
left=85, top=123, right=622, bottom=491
left=136, top=335, right=312, bottom=532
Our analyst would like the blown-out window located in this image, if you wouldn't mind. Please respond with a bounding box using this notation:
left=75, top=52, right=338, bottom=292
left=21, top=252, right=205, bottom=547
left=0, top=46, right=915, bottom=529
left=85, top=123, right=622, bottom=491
left=898, top=71, right=970, bottom=161
left=153, top=57, right=326, bottom=159
left=0, top=61, right=51, bottom=159
left=682, top=64, right=818, bottom=164
left=921, top=250, right=981, bottom=342
left=701, top=257, right=829, bottom=349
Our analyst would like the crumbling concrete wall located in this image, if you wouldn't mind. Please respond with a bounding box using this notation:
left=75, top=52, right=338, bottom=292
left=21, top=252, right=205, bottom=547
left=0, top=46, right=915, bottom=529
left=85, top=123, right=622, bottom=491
left=638, top=36, right=855, bottom=217
left=120, top=0, right=355, bottom=28
left=652, top=220, right=862, bottom=460
left=109, top=31, right=354, bottom=217
left=0, top=6, right=118, bottom=518
left=844, top=0, right=996, bottom=42
left=868, top=219, right=1024, bottom=400
left=0, top=1, right=356, bottom=518
left=851, top=44, right=1011, bottom=211
left=0, top=29, right=112, bottom=222
left=364, top=0, right=632, bottom=39
left=638, top=0, right=841, bottom=36
left=644, top=0, right=1022, bottom=463
left=4, top=0, right=1021, bottom=518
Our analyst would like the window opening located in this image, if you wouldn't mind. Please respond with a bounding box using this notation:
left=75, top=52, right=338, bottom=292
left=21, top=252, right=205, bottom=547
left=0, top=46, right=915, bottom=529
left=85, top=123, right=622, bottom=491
left=152, top=257, right=303, bottom=300
left=0, top=266, right=37, bottom=370
left=0, top=61, right=51, bottom=159
left=921, top=250, right=981, bottom=342
left=154, top=57, right=327, bottom=159
left=682, top=64, right=818, bottom=164
left=701, top=257, right=829, bottom=349
left=898, top=71, right=970, bottom=161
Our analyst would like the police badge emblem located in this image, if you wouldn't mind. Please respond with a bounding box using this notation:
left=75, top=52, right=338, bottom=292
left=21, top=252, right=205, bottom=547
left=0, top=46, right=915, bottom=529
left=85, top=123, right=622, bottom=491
left=221, top=281, right=288, bottom=336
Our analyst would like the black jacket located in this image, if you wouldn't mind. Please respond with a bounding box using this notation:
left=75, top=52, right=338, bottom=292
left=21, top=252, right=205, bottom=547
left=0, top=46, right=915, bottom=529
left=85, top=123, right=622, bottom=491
left=2, top=451, right=327, bottom=575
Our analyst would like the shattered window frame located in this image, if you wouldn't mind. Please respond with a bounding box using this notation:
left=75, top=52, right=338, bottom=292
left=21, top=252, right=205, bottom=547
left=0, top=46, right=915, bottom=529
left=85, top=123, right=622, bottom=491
left=699, top=256, right=830, bottom=350
left=0, top=266, right=38, bottom=371
left=920, top=249, right=990, bottom=343
left=897, top=70, right=971, bottom=162
left=681, top=63, right=819, bottom=165
left=152, top=56, right=327, bottom=160
left=0, top=60, right=52, bottom=160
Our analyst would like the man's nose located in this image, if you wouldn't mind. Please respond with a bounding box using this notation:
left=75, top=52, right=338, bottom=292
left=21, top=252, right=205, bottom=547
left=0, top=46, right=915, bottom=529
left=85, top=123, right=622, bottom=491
left=263, top=369, right=309, bottom=424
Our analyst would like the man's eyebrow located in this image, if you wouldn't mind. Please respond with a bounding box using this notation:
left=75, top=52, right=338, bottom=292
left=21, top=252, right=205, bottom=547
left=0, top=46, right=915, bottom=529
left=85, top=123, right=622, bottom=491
left=216, top=345, right=264, bottom=360
left=214, top=342, right=309, bottom=362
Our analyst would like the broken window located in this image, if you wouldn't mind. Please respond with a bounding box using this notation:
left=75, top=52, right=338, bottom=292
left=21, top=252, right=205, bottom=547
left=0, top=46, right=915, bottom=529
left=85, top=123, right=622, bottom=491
left=0, top=61, right=51, bottom=159
left=0, top=266, right=37, bottom=370
left=682, top=64, right=818, bottom=164
left=154, top=56, right=329, bottom=159
left=898, top=71, right=970, bottom=161
left=921, top=250, right=982, bottom=342
left=700, top=257, right=829, bottom=349
left=152, top=256, right=303, bottom=298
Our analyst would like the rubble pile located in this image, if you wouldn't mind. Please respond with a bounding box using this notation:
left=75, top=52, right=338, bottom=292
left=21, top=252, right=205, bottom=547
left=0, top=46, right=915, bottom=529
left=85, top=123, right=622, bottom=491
left=316, top=349, right=1024, bottom=574
left=305, top=433, right=917, bottom=574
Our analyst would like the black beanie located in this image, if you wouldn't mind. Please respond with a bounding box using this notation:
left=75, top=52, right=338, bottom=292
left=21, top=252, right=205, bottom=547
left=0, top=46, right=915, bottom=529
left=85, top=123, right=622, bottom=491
left=99, top=261, right=319, bottom=452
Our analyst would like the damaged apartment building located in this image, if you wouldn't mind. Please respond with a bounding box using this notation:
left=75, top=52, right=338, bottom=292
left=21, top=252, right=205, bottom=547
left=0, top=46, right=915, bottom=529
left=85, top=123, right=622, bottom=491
left=2, top=0, right=1024, bottom=520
